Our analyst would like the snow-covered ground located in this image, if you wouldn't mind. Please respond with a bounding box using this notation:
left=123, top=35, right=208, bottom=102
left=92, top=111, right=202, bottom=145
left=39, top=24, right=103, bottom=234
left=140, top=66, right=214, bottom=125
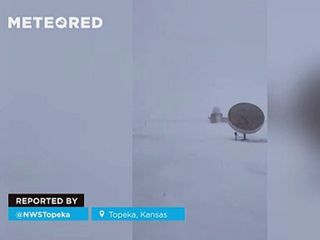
left=133, top=119, right=267, bottom=240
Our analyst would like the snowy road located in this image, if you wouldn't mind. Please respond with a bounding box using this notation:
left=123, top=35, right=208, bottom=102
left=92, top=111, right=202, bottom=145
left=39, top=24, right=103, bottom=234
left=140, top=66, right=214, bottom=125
left=133, top=120, right=267, bottom=240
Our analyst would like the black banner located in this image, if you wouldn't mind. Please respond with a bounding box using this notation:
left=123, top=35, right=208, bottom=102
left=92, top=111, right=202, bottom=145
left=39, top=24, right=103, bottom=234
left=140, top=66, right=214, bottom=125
left=8, top=193, right=85, bottom=207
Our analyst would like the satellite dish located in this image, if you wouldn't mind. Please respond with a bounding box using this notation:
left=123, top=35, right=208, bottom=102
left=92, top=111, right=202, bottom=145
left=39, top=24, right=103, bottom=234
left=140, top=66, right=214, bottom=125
left=228, top=103, right=265, bottom=140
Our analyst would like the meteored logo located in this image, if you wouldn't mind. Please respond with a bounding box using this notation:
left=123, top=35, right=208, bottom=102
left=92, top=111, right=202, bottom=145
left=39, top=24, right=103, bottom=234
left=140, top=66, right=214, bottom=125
left=8, top=16, right=103, bottom=29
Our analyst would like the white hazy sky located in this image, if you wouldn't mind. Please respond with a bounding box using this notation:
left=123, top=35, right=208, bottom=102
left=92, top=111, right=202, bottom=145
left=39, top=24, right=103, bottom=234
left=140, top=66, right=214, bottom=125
left=133, top=0, right=267, bottom=124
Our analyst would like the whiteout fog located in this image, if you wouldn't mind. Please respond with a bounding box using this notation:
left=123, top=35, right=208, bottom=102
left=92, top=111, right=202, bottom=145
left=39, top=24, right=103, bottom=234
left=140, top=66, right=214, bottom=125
left=8, top=17, right=103, bottom=29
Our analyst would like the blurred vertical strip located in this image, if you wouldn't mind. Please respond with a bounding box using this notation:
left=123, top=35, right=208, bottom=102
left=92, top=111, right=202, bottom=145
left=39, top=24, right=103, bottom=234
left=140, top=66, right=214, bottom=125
left=268, top=1, right=320, bottom=239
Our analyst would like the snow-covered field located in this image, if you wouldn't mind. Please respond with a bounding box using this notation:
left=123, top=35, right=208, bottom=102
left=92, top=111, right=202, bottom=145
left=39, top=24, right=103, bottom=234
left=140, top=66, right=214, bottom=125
left=133, top=119, right=267, bottom=240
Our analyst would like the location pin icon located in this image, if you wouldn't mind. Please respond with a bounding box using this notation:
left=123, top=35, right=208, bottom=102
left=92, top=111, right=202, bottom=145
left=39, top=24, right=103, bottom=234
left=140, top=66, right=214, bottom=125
left=99, top=210, right=105, bottom=218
